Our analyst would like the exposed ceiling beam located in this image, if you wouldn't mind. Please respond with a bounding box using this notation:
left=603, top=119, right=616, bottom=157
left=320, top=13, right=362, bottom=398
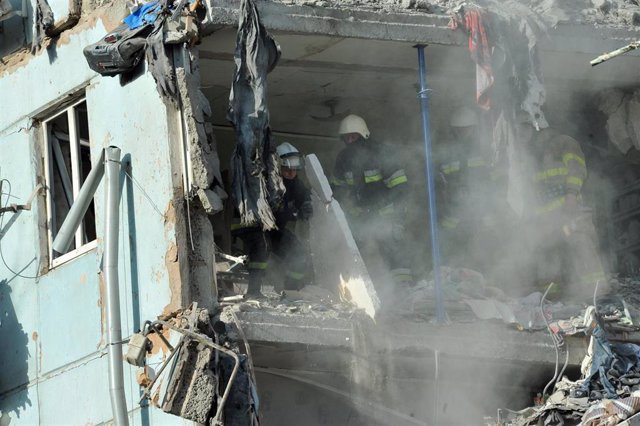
left=211, top=124, right=337, bottom=141
left=199, top=50, right=422, bottom=75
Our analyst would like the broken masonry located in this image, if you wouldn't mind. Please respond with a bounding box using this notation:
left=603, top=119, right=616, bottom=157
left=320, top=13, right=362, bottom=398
left=128, top=305, right=259, bottom=425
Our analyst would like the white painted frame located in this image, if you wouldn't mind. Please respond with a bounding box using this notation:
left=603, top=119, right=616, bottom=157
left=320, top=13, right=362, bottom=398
left=42, top=98, right=97, bottom=269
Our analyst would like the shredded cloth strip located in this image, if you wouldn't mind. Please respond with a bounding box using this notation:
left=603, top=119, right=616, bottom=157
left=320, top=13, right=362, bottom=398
left=227, top=0, right=284, bottom=231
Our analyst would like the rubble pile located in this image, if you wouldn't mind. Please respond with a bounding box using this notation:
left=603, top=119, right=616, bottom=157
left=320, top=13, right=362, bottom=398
left=611, top=276, right=640, bottom=309
left=398, top=266, right=588, bottom=329
left=507, top=321, right=640, bottom=425
left=399, top=269, right=640, bottom=339
left=132, top=306, right=260, bottom=425
left=220, top=285, right=360, bottom=320
left=598, top=89, right=640, bottom=158
left=278, top=0, right=640, bottom=28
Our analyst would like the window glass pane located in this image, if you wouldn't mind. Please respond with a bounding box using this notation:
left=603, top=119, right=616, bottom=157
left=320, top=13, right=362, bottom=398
left=76, top=101, right=90, bottom=143
left=46, top=99, right=96, bottom=262
left=49, top=113, right=75, bottom=255
left=80, top=143, right=96, bottom=244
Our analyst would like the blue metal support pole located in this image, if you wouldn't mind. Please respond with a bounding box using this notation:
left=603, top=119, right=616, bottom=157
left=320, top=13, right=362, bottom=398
left=415, top=44, right=445, bottom=324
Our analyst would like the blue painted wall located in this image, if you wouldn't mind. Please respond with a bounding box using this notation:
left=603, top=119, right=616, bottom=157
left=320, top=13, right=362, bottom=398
left=0, top=19, right=191, bottom=425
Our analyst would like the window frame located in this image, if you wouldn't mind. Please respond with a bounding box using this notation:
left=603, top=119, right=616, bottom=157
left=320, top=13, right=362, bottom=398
left=42, top=98, right=97, bottom=269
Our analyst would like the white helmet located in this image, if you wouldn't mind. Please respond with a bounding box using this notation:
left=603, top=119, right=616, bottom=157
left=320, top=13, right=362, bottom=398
left=449, top=106, right=478, bottom=128
left=338, top=114, right=370, bottom=139
left=276, top=142, right=303, bottom=170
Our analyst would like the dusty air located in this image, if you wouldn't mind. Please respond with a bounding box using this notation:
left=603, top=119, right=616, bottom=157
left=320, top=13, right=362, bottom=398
left=3, top=0, right=640, bottom=425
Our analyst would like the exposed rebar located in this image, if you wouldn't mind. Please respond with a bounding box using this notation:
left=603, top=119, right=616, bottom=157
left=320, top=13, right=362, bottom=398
left=155, top=320, right=240, bottom=426
left=541, top=282, right=560, bottom=398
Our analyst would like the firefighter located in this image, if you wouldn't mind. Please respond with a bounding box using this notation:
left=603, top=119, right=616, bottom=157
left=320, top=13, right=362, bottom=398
left=233, top=142, right=313, bottom=298
left=331, top=114, right=413, bottom=288
left=518, top=113, right=606, bottom=299
left=437, top=106, right=494, bottom=270
left=272, top=142, right=313, bottom=290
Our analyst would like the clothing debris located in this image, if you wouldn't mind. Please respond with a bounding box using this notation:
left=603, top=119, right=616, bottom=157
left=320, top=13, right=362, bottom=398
left=145, top=21, right=178, bottom=102
left=450, top=3, right=548, bottom=130
left=31, top=0, right=54, bottom=53
left=227, top=0, right=284, bottom=230
left=123, top=0, right=162, bottom=30
left=450, top=7, right=493, bottom=110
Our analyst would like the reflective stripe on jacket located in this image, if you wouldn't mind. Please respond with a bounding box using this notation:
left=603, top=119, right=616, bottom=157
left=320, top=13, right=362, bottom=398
left=332, top=139, right=408, bottom=213
left=532, top=131, right=586, bottom=215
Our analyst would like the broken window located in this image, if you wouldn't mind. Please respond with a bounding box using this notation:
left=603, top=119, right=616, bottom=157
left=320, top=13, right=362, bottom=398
left=42, top=99, right=97, bottom=267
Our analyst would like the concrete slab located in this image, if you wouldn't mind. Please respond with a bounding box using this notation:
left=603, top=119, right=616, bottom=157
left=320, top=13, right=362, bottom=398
left=232, top=309, right=589, bottom=366
left=304, top=154, right=380, bottom=318
left=203, top=0, right=640, bottom=56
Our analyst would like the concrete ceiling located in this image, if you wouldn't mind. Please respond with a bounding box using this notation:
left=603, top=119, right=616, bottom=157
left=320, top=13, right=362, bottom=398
left=199, top=27, right=640, bottom=142
left=199, top=28, right=476, bottom=141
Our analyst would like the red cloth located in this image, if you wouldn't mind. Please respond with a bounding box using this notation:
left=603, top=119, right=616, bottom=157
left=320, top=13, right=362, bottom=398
left=450, top=8, right=494, bottom=110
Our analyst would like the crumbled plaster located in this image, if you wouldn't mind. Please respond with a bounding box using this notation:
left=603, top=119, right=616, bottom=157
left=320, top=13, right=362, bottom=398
left=147, top=328, right=173, bottom=355
left=185, top=205, right=217, bottom=310
left=175, top=64, right=223, bottom=194
left=163, top=200, right=189, bottom=315
left=272, top=0, right=640, bottom=27
left=0, top=0, right=128, bottom=76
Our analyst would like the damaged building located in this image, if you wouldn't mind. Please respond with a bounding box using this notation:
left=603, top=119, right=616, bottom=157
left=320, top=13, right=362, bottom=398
left=5, top=0, right=640, bottom=424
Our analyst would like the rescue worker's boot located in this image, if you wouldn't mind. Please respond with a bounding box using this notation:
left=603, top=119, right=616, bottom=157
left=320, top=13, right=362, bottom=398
left=245, top=270, right=265, bottom=299
left=284, top=270, right=305, bottom=291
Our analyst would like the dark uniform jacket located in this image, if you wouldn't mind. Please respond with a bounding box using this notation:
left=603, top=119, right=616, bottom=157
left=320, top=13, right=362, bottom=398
left=275, top=177, right=311, bottom=230
left=332, top=139, right=408, bottom=215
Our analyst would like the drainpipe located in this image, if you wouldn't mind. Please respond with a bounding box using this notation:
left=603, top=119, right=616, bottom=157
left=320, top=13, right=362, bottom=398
left=415, top=45, right=445, bottom=324
left=52, top=150, right=105, bottom=254
left=104, top=146, right=129, bottom=426
left=50, top=147, right=128, bottom=424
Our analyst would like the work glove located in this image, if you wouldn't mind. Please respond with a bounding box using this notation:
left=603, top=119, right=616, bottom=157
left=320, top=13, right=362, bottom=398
left=300, top=201, right=313, bottom=220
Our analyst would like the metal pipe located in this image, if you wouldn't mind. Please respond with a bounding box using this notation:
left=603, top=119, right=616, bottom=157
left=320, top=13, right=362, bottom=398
left=104, top=146, right=128, bottom=426
left=415, top=45, right=445, bottom=324
left=591, top=41, right=640, bottom=66
left=52, top=149, right=105, bottom=254
left=541, top=282, right=559, bottom=398
left=139, top=337, right=185, bottom=404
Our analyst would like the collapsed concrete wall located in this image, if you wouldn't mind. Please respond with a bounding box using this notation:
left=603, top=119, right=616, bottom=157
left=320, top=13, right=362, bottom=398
left=135, top=307, right=259, bottom=425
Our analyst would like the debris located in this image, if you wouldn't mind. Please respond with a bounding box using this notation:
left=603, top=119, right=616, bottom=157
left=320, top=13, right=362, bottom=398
left=83, top=24, right=152, bottom=77
left=136, top=368, right=153, bottom=387
left=122, top=0, right=162, bottom=29
left=591, top=40, right=640, bottom=66
left=582, top=391, right=640, bottom=425
left=599, top=89, right=633, bottom=155
left=83, top=0, right=202, bottom=103
left=228, top=0, right=284, bottom=231
left=31, top=0, right=53, bottom=53
left=449, top=3, right=548, bottom=129
left=145, top=22, right=178, bottom=102
left=506, top=308, right=640, bottom=425
left=197, top=188, right=224, bottom=214
left=0, top=0, right=12, bottom=18
left=133, top=306, right=259, bottom=425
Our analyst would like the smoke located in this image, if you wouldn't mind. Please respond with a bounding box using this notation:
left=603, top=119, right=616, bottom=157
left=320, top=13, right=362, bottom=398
left=200, top=0, right=640, bottom=420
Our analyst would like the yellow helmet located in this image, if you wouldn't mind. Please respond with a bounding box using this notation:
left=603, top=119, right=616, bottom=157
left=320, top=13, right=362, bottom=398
left=338, top=114, right=370, bottom=139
